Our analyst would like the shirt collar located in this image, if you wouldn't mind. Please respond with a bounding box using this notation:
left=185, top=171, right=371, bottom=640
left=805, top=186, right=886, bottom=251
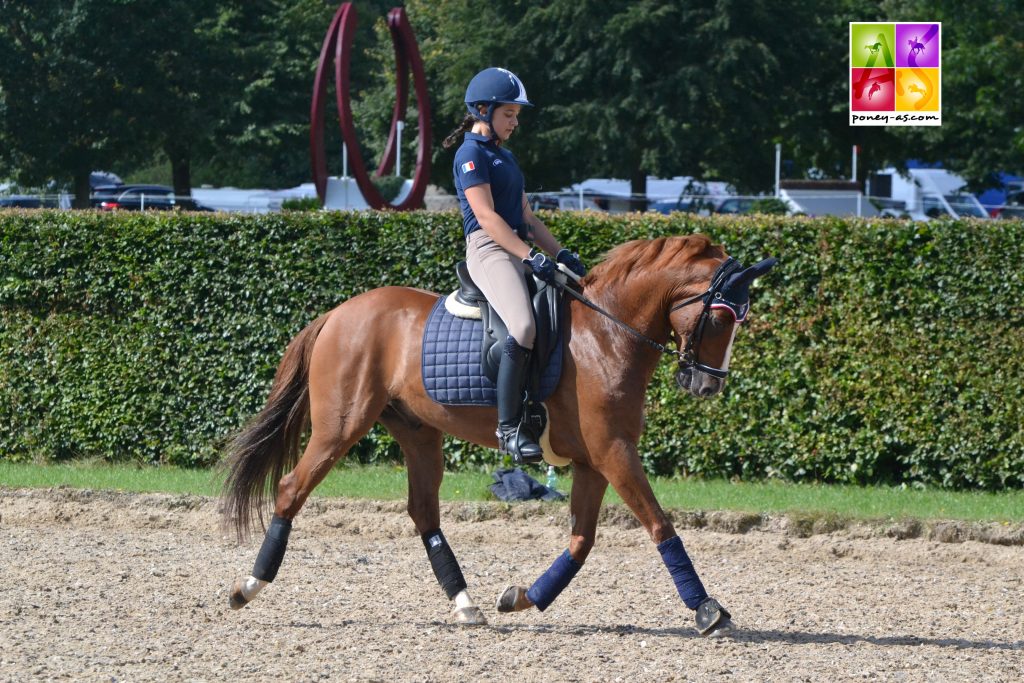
left=465, top=132, right=498, bottom=146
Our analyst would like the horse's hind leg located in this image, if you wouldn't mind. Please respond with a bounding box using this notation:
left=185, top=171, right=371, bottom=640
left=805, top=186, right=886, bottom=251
left=378, top=405, right=486, bottom=626
left=230, top=381, right=388, bottom=610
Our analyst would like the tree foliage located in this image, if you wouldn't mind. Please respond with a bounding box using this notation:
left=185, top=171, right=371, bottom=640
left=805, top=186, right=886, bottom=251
left=0, top=0, right=152, bottom=205
left=1, top=0, right=1022, bottom=196
left=882, top=0, right=1024, bottom=190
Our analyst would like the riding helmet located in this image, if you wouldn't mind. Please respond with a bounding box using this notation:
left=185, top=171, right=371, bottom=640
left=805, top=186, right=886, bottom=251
left=464, top=67, right=533, bottom=123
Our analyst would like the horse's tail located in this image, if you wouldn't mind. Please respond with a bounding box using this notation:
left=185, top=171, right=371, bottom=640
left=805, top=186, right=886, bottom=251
left=221, top=313, right=331, bottom=541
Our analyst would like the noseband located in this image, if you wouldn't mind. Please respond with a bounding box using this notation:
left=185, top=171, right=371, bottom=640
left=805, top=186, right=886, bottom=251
left=557, top=256, right=746, bottom=380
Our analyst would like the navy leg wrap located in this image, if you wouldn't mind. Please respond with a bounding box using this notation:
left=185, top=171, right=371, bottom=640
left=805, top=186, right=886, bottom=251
left=422, top=529, right=467, bottom=600
left=526, top=550, right=582, bottom=612
left=252, top=515, right=292, bottom=583
left=658, top=535, right=708, bottom=610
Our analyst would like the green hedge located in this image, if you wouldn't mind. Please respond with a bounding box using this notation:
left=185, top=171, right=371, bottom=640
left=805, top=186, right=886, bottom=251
left=1, top=210, right=1022, bottom=489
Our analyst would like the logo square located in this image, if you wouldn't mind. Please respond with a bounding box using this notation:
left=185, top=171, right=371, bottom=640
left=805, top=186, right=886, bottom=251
left=895, top=24, right=940, bottom=68
left=895, top=68, right=940, bottom=111
left=851, top=23, right=896, bottom=68
left=851, top=68, right=895, bottom=111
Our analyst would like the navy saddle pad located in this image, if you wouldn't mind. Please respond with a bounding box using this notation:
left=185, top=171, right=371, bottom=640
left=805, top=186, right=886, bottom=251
left=421, top=296, right=563, bottom=406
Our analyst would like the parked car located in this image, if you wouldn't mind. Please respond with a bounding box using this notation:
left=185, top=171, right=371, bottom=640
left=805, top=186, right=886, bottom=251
left=527, top=191, right=605, bottom=212
left=0, top=195, right=43, bottom=208
left=994, top=184, right=1024, bottom=220
left=91, top=184, right=213, bottom=211
left=648, top=198, right=701, bottom=215
left=714, top=197, right=756, bottom=214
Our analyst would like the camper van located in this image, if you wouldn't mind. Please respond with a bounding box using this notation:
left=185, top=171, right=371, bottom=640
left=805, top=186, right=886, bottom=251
left=868, top=167, right=989, bottom=220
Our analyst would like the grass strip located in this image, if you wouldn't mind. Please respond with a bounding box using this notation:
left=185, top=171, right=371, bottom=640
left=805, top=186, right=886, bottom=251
left=1, top=461, right=1021, bottom=523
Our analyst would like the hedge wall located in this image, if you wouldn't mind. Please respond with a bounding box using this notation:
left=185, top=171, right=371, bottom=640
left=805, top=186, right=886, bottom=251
left=1, top=210, right=1022, bottom=489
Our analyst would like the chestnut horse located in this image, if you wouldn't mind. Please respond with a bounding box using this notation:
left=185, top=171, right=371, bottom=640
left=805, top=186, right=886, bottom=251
left=222, top=234, right=775, bottom=636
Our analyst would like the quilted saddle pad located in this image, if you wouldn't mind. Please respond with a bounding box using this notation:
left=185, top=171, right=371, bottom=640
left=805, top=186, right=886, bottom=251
left=421, top=296, right=563, bottom=406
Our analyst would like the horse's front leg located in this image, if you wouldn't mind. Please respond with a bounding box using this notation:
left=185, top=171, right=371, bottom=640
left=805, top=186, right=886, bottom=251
left=382, top=412, right=486, bottom=626
left=598, top=439, right=733, bottom=636
left=496, top=461, right=607, bottom=614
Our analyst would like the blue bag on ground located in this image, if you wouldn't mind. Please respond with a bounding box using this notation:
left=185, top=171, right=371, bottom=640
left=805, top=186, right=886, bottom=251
left=489, top=467, right=565, bottom=502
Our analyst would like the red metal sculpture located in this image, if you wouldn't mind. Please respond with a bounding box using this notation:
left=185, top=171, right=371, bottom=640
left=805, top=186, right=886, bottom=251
left=311, top=4, right=431, bottom=210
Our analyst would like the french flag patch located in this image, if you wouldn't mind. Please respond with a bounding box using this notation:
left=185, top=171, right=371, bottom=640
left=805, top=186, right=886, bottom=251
left=460, top=161, right=475, bottom=173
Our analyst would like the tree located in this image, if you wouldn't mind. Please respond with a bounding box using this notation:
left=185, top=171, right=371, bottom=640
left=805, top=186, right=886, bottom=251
left=881, top=0, right=1024, bottom=189
left=129, top=0, right=265, bottom=198
left=196, top=0, right=399, bottom=190
left=405, top=0, right=850, bottom=201
left=764, top=0, right=906, bottom=188
left=0, top=0, right=155, bottom=206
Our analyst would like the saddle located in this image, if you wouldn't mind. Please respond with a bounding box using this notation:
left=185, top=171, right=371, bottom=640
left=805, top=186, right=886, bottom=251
left=419, top=263, right=574, bottom=467
left=446, top=260, right=565, bottom=398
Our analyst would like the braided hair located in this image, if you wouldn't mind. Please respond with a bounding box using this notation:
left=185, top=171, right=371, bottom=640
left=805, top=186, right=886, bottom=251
left=442, top=113, right=477, bottom=149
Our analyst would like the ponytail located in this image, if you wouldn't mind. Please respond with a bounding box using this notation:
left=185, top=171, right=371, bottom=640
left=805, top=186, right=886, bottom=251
left=442, top=113, right=476, bottom=149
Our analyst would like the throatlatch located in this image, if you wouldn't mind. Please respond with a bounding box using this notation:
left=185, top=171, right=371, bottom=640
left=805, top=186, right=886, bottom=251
left=422, top=529, right=468, bottom=600
left=252, top=515, right=292, bottom=583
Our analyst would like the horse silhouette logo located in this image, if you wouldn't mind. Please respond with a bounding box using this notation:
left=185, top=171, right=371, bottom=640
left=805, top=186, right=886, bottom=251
left=865, top=42, right=882, bottom=55
left=907, top=36, right=925, bottom=56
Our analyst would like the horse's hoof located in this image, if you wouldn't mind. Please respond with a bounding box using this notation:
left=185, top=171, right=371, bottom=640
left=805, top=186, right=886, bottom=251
left=495, top=585, right=531, bottom=613
left=705, top=618, right=735, bottom=638
left=229, top=575, right=267, bottom=610
left=452, top=605, right=488, bottom=626
left=229, top=578, right=250, bottom=610
left=695, top=597, right=733, bottom=637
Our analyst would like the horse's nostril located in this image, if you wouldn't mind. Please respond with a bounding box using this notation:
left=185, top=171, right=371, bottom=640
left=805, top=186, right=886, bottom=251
left=699, top=385, right=716, bottom=398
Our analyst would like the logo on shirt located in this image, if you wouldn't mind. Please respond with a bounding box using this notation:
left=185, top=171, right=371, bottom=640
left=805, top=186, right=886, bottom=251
left=460, top=161, right=476, bottom=173
left=492, top=159, right=503, bottom=166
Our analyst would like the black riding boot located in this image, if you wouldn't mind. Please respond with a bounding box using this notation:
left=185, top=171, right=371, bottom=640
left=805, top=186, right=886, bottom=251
left=496, top=336, right=544, bottom=465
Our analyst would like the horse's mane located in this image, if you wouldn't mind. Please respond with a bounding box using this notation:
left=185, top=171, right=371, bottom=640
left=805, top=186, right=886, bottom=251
left=585, top=235, right=724, bottom=289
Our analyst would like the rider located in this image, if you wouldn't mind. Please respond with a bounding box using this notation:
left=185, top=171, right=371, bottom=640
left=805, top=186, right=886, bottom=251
left=443, top=67, right=586, bottom=465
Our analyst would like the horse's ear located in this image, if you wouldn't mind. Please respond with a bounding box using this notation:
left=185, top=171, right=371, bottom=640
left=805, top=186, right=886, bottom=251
left=747, top=257, right=777, bottom=280
left=725, top=257, right=777, bottom=290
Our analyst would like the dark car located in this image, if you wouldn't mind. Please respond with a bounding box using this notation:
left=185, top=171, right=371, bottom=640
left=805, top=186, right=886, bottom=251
left=0, top=195, right=43, bottom=208
left=648, top=198, right=700, bottom=215
left=714, top=197, right=756, bottom=214
left=995, top=187, right=1024, bottom=220
left=91, top=184, right=213, bottom=211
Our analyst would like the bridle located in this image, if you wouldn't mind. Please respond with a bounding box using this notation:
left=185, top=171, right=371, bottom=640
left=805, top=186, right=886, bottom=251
left=556, top=256, right=746, bottom=380
left=668, top=256, right=745, bottom=379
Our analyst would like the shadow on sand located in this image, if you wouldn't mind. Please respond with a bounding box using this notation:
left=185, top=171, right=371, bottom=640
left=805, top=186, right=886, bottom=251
left=478, top=623, right=1023, bottom=652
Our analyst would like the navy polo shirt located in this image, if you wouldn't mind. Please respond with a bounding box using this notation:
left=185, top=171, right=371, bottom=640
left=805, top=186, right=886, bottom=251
left=453, top=132, right=525, bottom=237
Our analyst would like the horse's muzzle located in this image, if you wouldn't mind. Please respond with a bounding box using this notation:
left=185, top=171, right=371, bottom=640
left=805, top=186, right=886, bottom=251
left=676, top=367, right=725, bottom=399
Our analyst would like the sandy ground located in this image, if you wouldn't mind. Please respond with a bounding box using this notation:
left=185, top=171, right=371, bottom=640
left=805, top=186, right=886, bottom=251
left=1, top=487, right=1022, bottom=682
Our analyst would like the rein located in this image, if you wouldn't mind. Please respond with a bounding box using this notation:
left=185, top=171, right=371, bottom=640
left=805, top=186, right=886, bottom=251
left=556, top=257, right=743, bottom=374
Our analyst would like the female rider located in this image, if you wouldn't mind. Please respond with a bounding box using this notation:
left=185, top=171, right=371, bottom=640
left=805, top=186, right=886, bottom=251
left=443, top=67, right=586, bottom=465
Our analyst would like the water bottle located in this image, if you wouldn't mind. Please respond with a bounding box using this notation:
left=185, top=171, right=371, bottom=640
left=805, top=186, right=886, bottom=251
left=545, top=465, right=557, bottom=491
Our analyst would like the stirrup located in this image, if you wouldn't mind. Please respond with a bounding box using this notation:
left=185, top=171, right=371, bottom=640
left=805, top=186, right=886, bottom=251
left=497, top=424, right=544, bottom=465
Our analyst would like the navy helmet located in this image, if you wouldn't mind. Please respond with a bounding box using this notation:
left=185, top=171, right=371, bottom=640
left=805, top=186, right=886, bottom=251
left=465, top=67, right=533, bottom=124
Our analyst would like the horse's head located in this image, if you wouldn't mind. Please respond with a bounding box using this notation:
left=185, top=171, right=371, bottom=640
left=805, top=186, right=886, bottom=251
left=670, top=255, right=776, bottom=399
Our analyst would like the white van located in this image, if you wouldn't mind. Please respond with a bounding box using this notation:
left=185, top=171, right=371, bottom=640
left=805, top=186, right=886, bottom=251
left=868, top=167, right=989, bottom=220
